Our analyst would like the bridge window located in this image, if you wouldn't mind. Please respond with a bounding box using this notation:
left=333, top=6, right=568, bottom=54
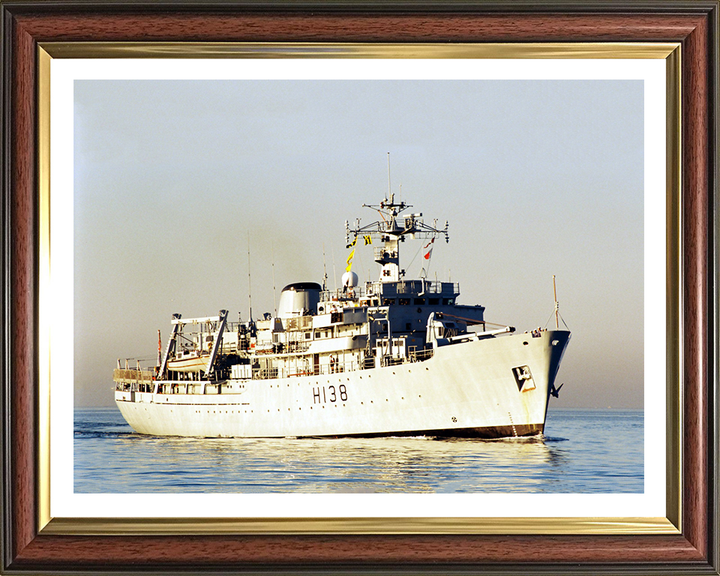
left=414, top=298, right=425, bottom=305
left=443, top=298, right=455, bottom=305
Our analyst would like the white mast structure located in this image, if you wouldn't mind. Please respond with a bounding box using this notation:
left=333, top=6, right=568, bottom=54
left=346, top=192, right=449, bottom=283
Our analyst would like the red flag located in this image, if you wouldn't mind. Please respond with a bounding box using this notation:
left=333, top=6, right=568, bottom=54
left=423, top=238, right=435, bottom=260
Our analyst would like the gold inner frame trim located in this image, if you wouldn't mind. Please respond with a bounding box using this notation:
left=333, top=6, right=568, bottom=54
left=43, top=516, right=678, bottom=536
left=36, top=42, right=682, bottom=537
left=41, top=41, right=678, bottom=59
left=664, top=44, right=682, bottom=533
left=38, top=47, right=52, bottom=532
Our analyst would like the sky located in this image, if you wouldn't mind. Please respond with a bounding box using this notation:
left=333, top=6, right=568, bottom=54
left=74, top=78, right=644, bottom=408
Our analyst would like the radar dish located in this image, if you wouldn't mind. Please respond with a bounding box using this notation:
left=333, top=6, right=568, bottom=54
left=342, top=271, right=359, bottom=288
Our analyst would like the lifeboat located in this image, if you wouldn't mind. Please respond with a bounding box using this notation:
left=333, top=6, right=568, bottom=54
left=167, top=351, right=210, bottom=373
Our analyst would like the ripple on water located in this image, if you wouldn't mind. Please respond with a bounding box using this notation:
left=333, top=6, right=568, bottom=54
left=74, top=407, right=643, bottom=493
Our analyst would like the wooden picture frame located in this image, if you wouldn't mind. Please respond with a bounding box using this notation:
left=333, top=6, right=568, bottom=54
left=2, top=1, right=717, bottom=573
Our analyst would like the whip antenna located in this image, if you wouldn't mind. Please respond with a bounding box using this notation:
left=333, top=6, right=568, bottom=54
left=247, top=232, right=253, bottom=321
left=553, top=275, right=559, bottom=329
left=272, top=242, right=277, bottom=316
left=322, top=244, right=328, bottom=291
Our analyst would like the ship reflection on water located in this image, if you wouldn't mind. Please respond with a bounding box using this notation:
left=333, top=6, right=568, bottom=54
left=100, top=434, right=560, bottom=493
left=275, top=436, right=563, bottom=493
left=75, top=407, right=642, bottom=494
left=167, top=435, right=560, bottom=493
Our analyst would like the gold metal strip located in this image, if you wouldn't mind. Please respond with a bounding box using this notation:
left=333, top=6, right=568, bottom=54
left=665, top=44, right=682, bottom=532
left=37, top=46, right=52, bottom=532
left=42, top=516, right=679, bottom=536
left=39, top=42, right=679, bottom=60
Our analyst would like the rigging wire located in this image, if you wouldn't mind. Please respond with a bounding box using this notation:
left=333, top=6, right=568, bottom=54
left=404, top=240, right=425, bottom=276
left=544, top=309, right=570, bottom=330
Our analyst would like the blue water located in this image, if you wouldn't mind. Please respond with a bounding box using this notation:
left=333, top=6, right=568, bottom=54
left=74, top=408, right=643, bottom=493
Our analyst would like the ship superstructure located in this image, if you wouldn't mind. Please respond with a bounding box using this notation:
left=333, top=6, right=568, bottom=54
left=114, top=193, right=570, bottom=438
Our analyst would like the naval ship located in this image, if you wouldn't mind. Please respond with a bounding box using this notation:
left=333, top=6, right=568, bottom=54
left=114, top=193, right=570, bottom=438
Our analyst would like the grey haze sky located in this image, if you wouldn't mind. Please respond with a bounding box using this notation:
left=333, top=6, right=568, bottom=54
left=74, top=79, right=644, bottom=408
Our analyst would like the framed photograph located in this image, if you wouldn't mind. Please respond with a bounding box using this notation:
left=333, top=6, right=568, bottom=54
left=2, top=2, right=717, bottom=574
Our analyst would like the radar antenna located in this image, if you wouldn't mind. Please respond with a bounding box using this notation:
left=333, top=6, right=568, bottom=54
left=346, top=193, right=449, bottom=283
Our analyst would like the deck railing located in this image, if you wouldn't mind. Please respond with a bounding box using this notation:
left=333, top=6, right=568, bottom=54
left=114, top=347, right=435, bottom=390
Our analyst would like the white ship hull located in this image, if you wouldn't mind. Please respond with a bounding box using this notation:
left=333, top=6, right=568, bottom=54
left=115, top=330, right=569, bottom=438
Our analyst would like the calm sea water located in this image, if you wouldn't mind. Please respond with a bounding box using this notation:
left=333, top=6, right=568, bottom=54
left=74, top=407, right=643, bottom=493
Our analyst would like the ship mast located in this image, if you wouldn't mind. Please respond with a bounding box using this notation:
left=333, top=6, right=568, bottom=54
left=346, top=193, right=449, bottom=283
left=553, top=274, right=559, bottom=329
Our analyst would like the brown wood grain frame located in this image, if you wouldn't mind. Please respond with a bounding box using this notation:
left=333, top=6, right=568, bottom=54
left=1, top=1, right=718, bottom=574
